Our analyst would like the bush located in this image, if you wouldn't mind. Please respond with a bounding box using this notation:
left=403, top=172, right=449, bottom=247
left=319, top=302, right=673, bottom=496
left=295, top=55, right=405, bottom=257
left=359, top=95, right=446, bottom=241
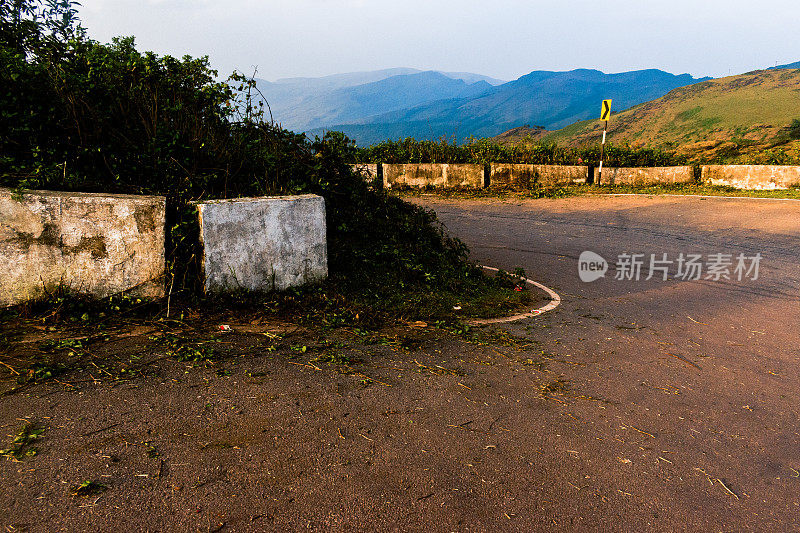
left=788, top=119, right=800, bottom=140
left=0, top=1, right=499, bottom=317
left=355, top=137, right=684, bottom=167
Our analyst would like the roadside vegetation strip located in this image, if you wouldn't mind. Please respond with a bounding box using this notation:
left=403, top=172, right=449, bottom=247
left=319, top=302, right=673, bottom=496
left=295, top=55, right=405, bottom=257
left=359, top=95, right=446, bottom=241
left=396, top=183, right=800, bottom=201
left=579, top=183, right=800, bottom=199
left=467, top=266, right=561, bottom=326
left=603, top=193, right=800, bottom=202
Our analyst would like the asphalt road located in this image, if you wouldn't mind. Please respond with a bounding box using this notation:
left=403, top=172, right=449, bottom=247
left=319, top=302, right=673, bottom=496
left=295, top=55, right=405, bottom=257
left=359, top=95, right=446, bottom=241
left=3, top=194, right=799, bottom=532
left=412, top=194, right=800, bottom=531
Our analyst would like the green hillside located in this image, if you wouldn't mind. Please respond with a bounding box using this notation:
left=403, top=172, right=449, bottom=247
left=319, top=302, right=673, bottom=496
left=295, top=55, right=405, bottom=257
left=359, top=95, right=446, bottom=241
left=536, top=69, right=800, bottom=162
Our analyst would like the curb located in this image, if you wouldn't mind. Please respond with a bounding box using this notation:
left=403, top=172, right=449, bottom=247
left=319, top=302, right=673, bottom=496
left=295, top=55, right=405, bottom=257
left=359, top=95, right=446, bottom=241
left=466, top=266, right=562, bottom=326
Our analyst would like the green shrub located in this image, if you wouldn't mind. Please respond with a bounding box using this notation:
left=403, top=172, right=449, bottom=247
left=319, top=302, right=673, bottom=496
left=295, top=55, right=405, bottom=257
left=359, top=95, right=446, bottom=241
left=788, top=119, right=800, bottom=140
left=355, top=137, right=684, bottom=167
left=0, top=1, right=506, bottom=317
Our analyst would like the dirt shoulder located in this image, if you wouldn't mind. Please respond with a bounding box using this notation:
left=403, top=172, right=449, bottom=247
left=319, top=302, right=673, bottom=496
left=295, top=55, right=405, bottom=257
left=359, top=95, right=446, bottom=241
left=2, top=308, right=797, bottom=531
left=0, top=319, right=605, bottom=532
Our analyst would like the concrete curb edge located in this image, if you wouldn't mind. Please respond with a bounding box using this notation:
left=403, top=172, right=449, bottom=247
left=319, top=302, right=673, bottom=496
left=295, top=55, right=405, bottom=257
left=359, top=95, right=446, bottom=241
left=466, top=266, right=562, bottom=326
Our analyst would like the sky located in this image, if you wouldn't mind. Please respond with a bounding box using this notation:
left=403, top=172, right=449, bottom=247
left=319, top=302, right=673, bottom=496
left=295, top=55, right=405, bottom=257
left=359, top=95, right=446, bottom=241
left=77, top=0, right=800, bottom=82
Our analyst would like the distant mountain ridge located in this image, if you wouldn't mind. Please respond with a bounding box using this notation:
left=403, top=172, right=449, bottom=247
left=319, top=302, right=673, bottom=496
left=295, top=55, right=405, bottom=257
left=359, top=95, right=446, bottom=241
left=328, top=69, right=710, bottom=143
left=255, top=64, right=800, bottom=146
left=269, top=68, right=505, bottom=88
left=255, top=68, right=504, bottom=132
left=279, top=68, right=709, bottom=145
left=769, top=61, right=800, bottom=70
left=264, top=72, right=494, bottom=131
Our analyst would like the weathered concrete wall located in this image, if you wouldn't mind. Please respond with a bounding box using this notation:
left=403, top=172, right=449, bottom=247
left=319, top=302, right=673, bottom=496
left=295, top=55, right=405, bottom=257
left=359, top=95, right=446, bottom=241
left=351, top=163, right=379, bottom=181
left=0, top=189, right=165, bottom=306
left=594, top=166, right=694, bottom=186
left=382, top=164, right=484, bottom=188
left=196, top=194, right=327, bottom=293
left=535, top=165, right=589, bottom=186
left=490, top=164, right=589, bottom=188
left=701, top=165, right=800, bottom=190
left=489, top=164, right=536, bottom=188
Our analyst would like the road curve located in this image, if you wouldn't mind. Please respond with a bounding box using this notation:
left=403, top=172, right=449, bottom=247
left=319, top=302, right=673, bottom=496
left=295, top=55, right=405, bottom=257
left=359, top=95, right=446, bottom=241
left=413, top=194, right=800, bottom=531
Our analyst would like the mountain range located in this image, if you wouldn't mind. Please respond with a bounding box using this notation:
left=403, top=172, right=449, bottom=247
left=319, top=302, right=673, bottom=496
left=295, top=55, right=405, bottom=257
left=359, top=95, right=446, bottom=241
left=255, top=68, right=504, bottom=132
left=255, top=67, right=710, bottom=145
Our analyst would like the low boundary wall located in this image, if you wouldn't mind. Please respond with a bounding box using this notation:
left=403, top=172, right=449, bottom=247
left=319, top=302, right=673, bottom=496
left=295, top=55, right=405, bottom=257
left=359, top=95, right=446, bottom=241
left=536, top=165, right=589, bottom=186
left=490, top=164, right=588, bottom=188
left=702, top=165, right=800, bottom=190
left=196, top=194, right=328, bottom=293
left=382, top=164, right=484, bottom=188
left=594, top=166, right=694, bottom=186
left=0, top=188, right=165, bottom=306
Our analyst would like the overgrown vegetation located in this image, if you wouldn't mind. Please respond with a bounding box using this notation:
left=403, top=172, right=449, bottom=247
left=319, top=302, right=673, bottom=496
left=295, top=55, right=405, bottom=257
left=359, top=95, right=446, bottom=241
left=354, top=137, right=684, bottom=167
left=398, top=183, right=800, bottom=201
left=788, top=119, right=800, bottom=140
left=0, top=1, right=528, bottom=324
left=153, top=334, right=218, bottom=363
left=1, top=422, right=43, bottom=460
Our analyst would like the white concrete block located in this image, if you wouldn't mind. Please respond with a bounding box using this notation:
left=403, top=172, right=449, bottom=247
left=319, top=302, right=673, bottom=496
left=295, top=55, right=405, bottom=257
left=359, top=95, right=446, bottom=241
left=196, top=194, right=328, bottom=293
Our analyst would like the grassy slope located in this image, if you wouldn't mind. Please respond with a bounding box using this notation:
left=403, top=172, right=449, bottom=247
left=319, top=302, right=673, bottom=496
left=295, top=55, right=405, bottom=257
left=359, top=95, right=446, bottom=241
left=536, top=69, right=800, bottom=162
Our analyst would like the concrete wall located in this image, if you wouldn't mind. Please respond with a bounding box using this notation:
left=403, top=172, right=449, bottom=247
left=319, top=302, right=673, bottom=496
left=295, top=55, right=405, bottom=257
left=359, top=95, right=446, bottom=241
left=535, top=165, right=589, bottom=186
left=489, top=164, right=536, bottom=188
left=351, top=163, right=379, bottom=181
left=594, top=166, right=694, bottom=186
left=0, top=189, right=165, bottom=306
left=702, top=165, right=800, bottom=190
left=196, top=194, right=327, bottom=293
left=382, top=164, right=484, bottom=188
left=490, top=164, right=588, bottom=188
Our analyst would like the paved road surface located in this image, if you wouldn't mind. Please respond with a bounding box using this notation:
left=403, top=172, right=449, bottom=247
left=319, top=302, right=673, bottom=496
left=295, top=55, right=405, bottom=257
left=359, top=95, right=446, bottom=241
left=413, top=194, right=800, bottom=531
left=3, top=194, right=799, bottom=532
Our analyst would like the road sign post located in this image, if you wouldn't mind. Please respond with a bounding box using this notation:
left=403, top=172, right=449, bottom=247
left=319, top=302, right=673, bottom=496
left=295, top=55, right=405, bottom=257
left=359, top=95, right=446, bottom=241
left=598, top=99, right=612, bottom=185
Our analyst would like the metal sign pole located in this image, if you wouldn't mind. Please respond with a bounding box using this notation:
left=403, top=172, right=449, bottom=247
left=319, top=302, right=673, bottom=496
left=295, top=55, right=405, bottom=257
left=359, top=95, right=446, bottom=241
left=598, top=99, right=612, bottom=186
left=599, top=120, right=608, bottom=185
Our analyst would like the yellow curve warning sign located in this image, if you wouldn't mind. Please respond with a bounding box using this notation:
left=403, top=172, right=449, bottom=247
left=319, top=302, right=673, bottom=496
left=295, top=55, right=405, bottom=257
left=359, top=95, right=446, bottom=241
left=600, top=99, right=612, bottom=121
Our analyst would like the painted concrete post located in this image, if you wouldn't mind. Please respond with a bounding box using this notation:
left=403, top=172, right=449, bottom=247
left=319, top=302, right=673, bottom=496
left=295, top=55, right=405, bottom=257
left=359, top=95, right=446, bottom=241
left=0, top=189, right=166, bottom=306
left=195, top=194, right=328, bottom=293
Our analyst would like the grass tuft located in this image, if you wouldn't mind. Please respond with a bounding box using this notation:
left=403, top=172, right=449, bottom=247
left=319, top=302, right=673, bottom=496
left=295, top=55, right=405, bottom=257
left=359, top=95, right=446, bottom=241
left=1, top=423, right=44, bottom=461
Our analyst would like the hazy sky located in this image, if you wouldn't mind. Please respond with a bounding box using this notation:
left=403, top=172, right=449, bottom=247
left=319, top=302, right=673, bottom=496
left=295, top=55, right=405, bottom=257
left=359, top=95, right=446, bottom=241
left=78, top=0, right=800, bottom=81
